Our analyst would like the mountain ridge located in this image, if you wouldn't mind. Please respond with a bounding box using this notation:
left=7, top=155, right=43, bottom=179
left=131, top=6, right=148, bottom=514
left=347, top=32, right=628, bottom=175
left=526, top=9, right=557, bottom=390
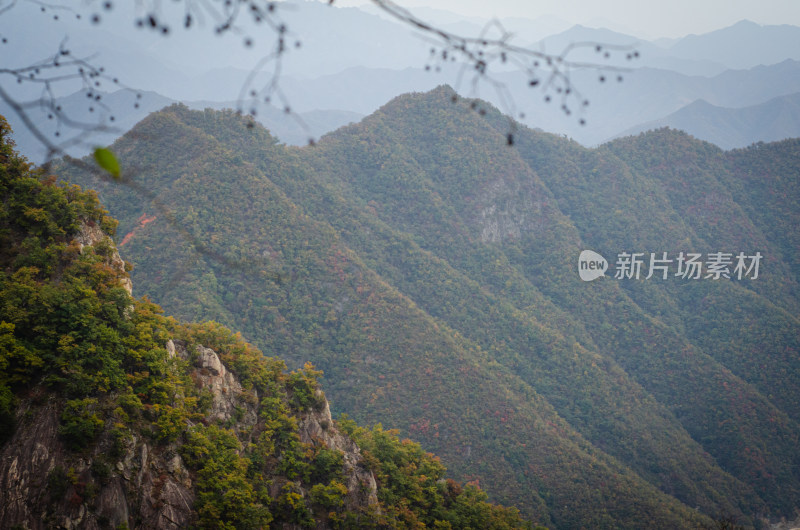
left=0, top=115, right=532, bottom=529
left=56, top=88, right=800, bottom=527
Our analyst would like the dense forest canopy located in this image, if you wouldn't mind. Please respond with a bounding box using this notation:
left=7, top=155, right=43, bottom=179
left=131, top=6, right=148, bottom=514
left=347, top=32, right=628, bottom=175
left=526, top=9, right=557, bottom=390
left=52, top=88, right=800, bottom=528
left=1, top=5, right=799, bottom=529
left=0, top=115, right=533, bottom=529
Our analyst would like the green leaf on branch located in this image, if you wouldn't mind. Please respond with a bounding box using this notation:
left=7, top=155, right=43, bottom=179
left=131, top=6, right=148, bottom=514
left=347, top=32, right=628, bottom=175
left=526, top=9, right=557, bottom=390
left=93, top=147, right=120, bottom=179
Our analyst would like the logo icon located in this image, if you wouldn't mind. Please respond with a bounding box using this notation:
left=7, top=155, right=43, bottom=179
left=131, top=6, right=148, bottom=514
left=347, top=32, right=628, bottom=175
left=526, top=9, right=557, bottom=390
left=579, top=250, right=608, bottom=282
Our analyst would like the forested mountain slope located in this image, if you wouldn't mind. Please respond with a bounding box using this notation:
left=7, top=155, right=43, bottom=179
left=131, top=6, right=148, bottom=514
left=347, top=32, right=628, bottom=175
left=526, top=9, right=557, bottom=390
left=0, top=117, right=529, bottom=529
left=59, top=87, right=800, bottom=528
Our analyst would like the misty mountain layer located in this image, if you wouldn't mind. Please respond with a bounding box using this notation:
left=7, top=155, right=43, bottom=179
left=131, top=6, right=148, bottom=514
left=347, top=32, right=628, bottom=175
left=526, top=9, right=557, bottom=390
left=5, top=0, right=800, bottom=162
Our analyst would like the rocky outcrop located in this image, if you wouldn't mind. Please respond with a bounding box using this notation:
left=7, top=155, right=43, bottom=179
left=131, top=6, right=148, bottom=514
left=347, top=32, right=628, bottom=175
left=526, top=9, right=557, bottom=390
left=0, top=397, right=65, bottom=528
left=769, top=514, right=800, bottom=530
left=76, top=220, right=133, bottom=296
left=298, top=390, right=379, bottom=510
left=475, top=177, right=549, bottom=243
left=0, top=394, right=195, bottom=529
left=173, top=341, right=259, bottom=428
left=0, top=342, right=378, bottom=529
left=1, top=210, right=379, bottom=528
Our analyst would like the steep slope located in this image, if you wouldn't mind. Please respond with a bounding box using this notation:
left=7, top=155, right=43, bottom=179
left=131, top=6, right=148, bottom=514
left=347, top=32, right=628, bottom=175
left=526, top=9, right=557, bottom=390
left=724, top=138, right=800, bottom=274
left=302, top=88, right=768, bottom=519
left=0, top=117, right=529, bottom=529
left=503, top=123, right=800, bottom=515
left=58, top=89, right=800, bottom=528
left=57, top=105, right=719, bottom=528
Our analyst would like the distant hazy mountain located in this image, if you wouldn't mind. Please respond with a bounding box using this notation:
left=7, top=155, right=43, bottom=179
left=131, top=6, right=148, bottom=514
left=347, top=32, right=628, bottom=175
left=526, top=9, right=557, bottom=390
left=280, top=66, right=450, bottom=114
left=668, top=20, right=800, bottom=70
left=357, top=5, right=573, bottom=43
left=260, top=59, right=800, bottom=147
left=535, top=24, right=729, bottom=76
left=9, top=57, right=799, bottom=161
left=0, top=90, right=174, bottom=164
left=6, top=0, right=799, bottom=101
left=0, top=0, right=433, bottom=98
left=0, top=89, right=362, bottom=163
left=494, top=15, right=575, bottom=43
left=498, top=59, right=800, bottom=146
left=619, top=92, right=800, bottom=149
left=4, top=2, right=800, bottom=160
left=535, top=20, right=800, bottom=76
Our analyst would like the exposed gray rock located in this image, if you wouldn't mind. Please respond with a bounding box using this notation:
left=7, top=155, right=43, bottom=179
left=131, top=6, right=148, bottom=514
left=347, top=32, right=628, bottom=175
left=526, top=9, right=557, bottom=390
left=298, top=390, right=379, bottom=510
left=0, top=341, right=378, bottom=528
left=190, top=344, right=254, bottom=426
left=94, top=478, right=130, bottom=528
left=196, top=345, right=223, bottom=376
left=475, top=177, right=549, bottom=243
left=76, top=220, right=133, bottom=296
left=769, top=514, right=800, bottom=530
left=0, top=399, right=64, bottom=528
left=165, top=339, right=176, bottom=359
left=0, top=394, right=196, bottom=529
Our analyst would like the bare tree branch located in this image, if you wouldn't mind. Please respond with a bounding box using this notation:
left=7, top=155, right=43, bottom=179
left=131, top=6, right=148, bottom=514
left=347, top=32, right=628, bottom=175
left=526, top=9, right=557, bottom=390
left=1, top=0, right=639, bottom=155
left=0, top=0, right=637, bottom=273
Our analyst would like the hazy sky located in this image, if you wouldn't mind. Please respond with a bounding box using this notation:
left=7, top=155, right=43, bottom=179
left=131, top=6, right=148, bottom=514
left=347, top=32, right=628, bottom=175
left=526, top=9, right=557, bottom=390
left=338, top=0, right=800, bottom=39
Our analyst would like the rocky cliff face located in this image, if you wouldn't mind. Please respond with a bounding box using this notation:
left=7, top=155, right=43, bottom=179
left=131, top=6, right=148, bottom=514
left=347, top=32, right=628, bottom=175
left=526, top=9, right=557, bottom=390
left=475, top=176, right=553, bottom=244
left=1, top=114, right=536, bottom=530
left=0, top=353, right=194, bottom=529
left=0, top=222, right=377, bottom=529
left=297, top=392, right=379, bottom=510
left=75, top=220, right=133, bottom=297
left=0, top=340, right=377, bottom=529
